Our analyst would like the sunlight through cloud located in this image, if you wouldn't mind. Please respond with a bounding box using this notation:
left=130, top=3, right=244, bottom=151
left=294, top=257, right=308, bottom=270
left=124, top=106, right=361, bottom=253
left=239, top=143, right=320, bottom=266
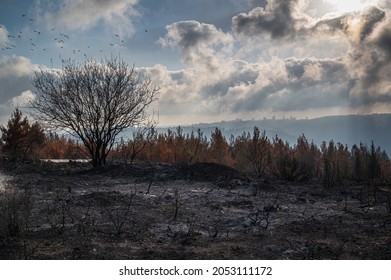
left=324, top=0, right=378, bottom=14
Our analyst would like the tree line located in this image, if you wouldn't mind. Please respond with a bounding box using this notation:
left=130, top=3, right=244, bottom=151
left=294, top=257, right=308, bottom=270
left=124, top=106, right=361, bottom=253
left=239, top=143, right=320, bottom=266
left=110, top=126, right=390, bottom=184
left=2, top=109, right=390, bottom=184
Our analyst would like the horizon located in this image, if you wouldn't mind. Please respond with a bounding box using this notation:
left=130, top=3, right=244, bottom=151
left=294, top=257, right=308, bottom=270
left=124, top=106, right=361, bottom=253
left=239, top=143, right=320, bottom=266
left=154, top=113, right=391, bottom=156
left=1, top=0, right=391, bottom=127
left=155, top=112, right=391, bottom=128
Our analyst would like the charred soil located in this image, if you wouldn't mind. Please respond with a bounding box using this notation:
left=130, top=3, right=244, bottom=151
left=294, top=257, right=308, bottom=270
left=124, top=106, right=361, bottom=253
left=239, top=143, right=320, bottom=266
left=1, top=160, right=391, bottom=259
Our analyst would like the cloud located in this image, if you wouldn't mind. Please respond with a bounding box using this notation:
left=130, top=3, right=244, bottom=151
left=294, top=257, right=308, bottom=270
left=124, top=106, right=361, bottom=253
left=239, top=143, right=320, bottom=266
left=11, top=90, right=35, bottom=107
left=2, top=1, right=388, bottom=125
left=232, top=0, right=310, bottom=39
left=198, top=56, right=354, bottom=114
left=0, top=89, right=35, bottom=127
left=0, top=25, right=8, bottom=43
left=0, top=56, right=37, bottom=125
left=160, top=20, right=230, bottom=49
left=0, top=56, right=35, bottom=78
left=43, top=0, right=139, bottom=37
left=152, top=2, right=391, bottom=123
left=373, top=13, right=391, bottom=57
left=232, top=1, right=387, bottom=44
left=313, top=6, right=386, bottom=43
left=248, top=57, right=353, bottom=112
left=142, top=52, right=356, bottom=123
left=347, top=12, right=391, bottom=100
left=0, top=56, right=36, bottom=104
left=231, top=2, right=391, bottom=113
left=159, top=20, right=233, bottom=69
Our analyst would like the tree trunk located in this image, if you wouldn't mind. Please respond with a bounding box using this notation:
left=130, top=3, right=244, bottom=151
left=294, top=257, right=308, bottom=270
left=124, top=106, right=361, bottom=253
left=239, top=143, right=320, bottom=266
left=92, top=146, right=106, bottom=167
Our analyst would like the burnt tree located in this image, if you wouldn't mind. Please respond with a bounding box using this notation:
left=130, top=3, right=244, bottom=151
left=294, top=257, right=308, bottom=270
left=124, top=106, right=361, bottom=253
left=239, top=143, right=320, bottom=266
left=30, top=57, right=159, bottom=167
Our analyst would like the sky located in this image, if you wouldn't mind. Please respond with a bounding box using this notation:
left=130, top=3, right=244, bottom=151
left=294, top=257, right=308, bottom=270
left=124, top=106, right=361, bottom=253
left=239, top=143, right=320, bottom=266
left=0, top=0, right=390, bottom=126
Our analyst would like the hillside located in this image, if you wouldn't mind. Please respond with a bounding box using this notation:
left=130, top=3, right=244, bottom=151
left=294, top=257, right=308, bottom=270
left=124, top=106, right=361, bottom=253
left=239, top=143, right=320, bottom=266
left=160, top=114, right=391, bottom=155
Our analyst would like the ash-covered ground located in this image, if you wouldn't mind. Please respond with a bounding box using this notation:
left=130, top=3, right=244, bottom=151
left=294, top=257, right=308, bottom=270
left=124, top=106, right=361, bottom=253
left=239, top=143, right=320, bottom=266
left=1, top=160, right=391, bottom=259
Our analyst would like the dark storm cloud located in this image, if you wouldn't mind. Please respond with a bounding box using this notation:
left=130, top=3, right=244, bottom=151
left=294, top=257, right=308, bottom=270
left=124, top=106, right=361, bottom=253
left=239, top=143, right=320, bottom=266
left=232, top=0, right=307, bottom=39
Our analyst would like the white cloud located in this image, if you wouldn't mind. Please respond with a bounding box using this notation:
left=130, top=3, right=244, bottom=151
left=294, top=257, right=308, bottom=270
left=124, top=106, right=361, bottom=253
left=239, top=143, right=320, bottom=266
left=2, top=1, right=390, bottom=126
left=11, top=90, right=35, bottom=107
left=159, top=20, right=233, bottom=70
left=0, top=55, right=35, bottom=78
left=148, top=2, right=391, bottom=123
left=0, top=25, right=8, bottom=43
left=43, top=0, right=139, bottom=37
left=0, top=56, right=36, bottom=124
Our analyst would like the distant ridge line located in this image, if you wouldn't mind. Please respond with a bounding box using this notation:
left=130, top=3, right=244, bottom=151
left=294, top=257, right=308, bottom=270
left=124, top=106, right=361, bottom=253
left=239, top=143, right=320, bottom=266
left=156, top=114, right=391, bottom=155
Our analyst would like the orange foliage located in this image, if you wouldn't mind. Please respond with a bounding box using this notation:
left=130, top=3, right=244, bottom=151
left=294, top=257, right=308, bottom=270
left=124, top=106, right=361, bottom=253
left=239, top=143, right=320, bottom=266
left=4, top=115, right=390, bottom=183
left=109, top=125, right=391, bottom=182
left=34, top=133, right=86, bottom=160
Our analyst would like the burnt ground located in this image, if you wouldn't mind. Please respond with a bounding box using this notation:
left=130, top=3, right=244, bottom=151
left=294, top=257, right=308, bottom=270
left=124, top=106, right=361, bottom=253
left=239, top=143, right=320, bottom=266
left=1, top=160, right=391, bottom=259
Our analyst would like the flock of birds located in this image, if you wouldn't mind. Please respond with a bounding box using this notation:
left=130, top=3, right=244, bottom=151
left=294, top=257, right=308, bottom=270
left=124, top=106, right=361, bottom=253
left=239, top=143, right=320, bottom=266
left=0, top=13, right=144, bottom=66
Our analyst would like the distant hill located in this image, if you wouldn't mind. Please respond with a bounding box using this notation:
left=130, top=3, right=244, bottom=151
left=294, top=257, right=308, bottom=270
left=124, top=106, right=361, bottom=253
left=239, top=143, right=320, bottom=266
left=158, top=114, right=391, bottom=155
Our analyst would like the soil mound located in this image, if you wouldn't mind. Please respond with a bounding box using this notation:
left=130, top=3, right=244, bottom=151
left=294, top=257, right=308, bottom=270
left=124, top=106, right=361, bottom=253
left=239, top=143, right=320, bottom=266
left=177, top=162, right=249, bottom=183
left=75, top=161, right=249, bottom=185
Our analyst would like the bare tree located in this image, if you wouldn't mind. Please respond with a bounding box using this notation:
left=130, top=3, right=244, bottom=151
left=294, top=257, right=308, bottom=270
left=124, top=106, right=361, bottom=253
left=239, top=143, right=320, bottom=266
left=30, top=57, right=159, bottom=167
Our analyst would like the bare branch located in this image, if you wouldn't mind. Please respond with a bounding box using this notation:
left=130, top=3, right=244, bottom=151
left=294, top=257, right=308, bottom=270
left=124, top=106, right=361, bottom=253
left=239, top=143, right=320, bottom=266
left=29, top=56, right=159, bottom=167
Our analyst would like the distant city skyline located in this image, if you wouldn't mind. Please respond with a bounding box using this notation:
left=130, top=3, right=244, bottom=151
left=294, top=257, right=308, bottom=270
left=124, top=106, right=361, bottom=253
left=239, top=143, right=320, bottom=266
left=1, top=0, right=390, bottom=126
